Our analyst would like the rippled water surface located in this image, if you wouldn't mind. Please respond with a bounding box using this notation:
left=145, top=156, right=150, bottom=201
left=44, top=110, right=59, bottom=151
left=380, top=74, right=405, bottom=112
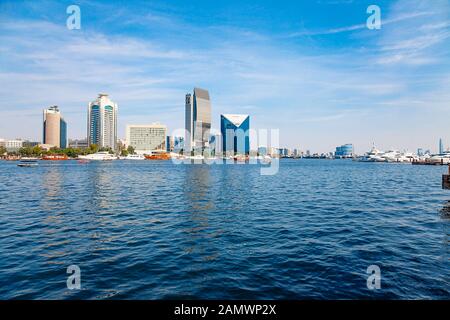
left=0, top=159, right=448, bottom=299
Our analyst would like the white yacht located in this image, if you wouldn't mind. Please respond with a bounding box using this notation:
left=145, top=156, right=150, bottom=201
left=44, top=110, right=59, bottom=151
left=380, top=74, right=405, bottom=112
left=397, top=152, right=417, bottom=163
left=427, top=154, right=450, bottom=165
left=381, top=150, right=400, bottom=162
left=78, top=151, right=117, bottom=161
left=189, top=155, right=205, bottom=160
left=359, top=146, right=385, bottom=162
left=119, top=154, right=145, bottom=160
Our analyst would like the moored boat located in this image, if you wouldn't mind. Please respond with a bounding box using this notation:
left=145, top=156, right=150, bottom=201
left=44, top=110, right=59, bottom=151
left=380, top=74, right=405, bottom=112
left=78, top=151, right=116, bottom=161
left=4, top=155, right=21, bottom=161
left=17, top=159, right=38, bottom=167
left=145, top=151, right=171, bottom=160
left=42, top=154, right=69, bottom=161
left=119, top=154, right=145, bottom=160
left=21, top=157, right=40, bottom=161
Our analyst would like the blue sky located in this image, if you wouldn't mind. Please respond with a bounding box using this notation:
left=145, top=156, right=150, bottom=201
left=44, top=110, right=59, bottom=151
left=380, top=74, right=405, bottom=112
left=0, top=0, right=449, bottom=153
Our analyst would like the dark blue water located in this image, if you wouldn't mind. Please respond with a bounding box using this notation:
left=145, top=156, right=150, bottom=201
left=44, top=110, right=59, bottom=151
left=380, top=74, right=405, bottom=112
left=0, top=159, right=448, bottom=299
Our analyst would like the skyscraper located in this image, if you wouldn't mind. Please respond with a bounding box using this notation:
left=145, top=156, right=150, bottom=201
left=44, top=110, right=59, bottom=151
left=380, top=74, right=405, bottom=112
left=439, top=138, right=444, bottom=154
left=43, top=105, right=67, bottom=148
left=88, top=93, right=118, bottom=151
left=185, top=88, right=211, bottom=153
left=220, top=114, right=250, bottom=156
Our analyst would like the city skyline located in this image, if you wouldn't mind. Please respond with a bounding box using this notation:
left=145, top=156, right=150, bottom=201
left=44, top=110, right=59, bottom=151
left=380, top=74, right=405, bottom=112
left=0, top=0, right=450, bottom=153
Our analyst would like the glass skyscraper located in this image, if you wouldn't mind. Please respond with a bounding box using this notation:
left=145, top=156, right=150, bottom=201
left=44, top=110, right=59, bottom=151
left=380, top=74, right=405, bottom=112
left=185, top=88, right=211, bottom=153
left=220, top=114, right=250, bottom=156
left=60, top=118, right=67, bottom=149
left=43, top=105, right=67, bottom=149
left=87, top=93, right=118, bottom=151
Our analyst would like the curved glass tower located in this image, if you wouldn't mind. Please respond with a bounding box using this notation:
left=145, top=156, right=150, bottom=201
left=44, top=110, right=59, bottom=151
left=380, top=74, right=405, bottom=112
left=87, top=93, right=118, bottom=151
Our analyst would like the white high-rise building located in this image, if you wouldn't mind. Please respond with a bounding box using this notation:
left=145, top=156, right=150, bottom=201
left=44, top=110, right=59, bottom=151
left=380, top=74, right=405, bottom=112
left=87, top=93, right=118, bottom=151
left=126, top=124, right=166, bottom=154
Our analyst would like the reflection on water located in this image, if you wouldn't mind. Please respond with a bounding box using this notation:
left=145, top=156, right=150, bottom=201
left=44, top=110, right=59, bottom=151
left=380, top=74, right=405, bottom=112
left=182, top=165, right=218, bottom=264
left=41, top=164, right=63, bottom=213
left=0, top=160, right=449, bottom=299
left=88, top=162, right=115, bottom=211
left=184, top=165, right=214, bottom=214
left=440, top=201, right=450, bottom=268
left=39, top=164, right=70, bottom=265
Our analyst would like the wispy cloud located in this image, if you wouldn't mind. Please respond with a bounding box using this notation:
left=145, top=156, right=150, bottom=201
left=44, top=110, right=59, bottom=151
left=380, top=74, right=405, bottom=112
left=286, top=11, right=437, bottom=37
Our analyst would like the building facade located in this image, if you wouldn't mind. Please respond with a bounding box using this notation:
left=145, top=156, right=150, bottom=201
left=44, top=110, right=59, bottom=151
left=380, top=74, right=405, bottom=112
left=210, top=134, right=222, bottom=156
left=22, top=141, right=40, bottom=148
left=166, top=136, right=174, bottom=152
left=0, top=139, right=23, bottom=152
left=126, top=124, right=166, bottom=154
left=68, top=139, right=89, bottom=149
left=335, top=144, right=354, bottom=158
left=88, top=93, right=118, bottom=151
left=220, top=114, right=250, bottom=156
left=43, top=105, right=67, bottom=148
left=185, top=88, right=211, bottom=153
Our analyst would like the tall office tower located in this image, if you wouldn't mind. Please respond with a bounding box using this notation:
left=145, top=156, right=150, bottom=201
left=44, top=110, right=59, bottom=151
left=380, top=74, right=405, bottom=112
left=185, top=93, right=193, bottom=152
left=439, top=138, right=444, bottom=154
left=126, top=124, right=167, bottom=154
left=43, top=105, right=67, bottom=148
left=185, top=88, right=212, bottom=153
left=166, top=136, right=175, bottom=152
left=88, top=93, right=118, bottom=151
left=220, top=114, right=250, bottom=156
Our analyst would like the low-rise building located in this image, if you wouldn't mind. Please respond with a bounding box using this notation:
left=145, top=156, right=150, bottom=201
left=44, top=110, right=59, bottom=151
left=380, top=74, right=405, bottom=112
left=335, top=144, right=354, bottom=158
left=0, top=139, right=24, bottom=152
left=126, top=124, right=167, bottom=154
left=68, top=139, right=89, bottom=149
